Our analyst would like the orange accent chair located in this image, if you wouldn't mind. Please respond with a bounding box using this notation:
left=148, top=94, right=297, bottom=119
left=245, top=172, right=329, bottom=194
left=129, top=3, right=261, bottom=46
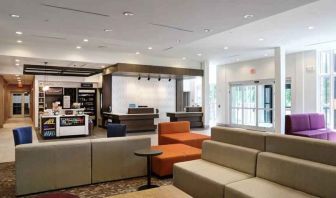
left=158, top=121, right=210, bottom=148
left=152, top=144, right=201, bottom=177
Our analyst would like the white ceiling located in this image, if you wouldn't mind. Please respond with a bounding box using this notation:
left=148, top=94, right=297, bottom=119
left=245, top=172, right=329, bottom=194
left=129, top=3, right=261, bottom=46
left=0, top=0, right=330, bottom=72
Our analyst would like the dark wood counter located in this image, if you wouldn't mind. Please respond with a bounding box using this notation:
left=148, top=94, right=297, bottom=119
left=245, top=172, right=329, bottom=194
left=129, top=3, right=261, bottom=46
left=103, top=112, right=159, bottom=132
left=166, top=112, right=203, bottom=128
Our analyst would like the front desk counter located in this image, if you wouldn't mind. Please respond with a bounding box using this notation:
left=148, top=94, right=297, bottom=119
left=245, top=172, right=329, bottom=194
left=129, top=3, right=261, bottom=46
left=40, top=114, right=89, bottom=139
left=166, top=112, right=204, bottom=128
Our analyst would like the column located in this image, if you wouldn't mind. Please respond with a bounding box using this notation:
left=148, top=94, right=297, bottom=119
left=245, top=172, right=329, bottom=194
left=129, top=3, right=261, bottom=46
left=202, top=61, right=210, bottom=127
left=274, top=47, right=286, bottom=134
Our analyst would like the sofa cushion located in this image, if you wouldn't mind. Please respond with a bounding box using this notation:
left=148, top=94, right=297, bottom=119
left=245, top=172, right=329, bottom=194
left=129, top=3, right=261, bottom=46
left=160, top=133, right=210, bottom=148
left=158, top=121, right=190, bottom=134
left=290, top=130, right=329, bottom=140
left=173, top=159, right=252, bottom=198
left=257, top=152, right=336, bottom=198
left=211, top=126, right=266, bottom=151
left=202, top=140, right=259, bottom=175
left=266, top=134, right=336, bottom=166
left=225, top=177, right=317, bottom=198
left=285, top=114, right=310, bottom=133
left=309, top=113, right=325, bottom=130
left=151, top=144, right=201, bottom=176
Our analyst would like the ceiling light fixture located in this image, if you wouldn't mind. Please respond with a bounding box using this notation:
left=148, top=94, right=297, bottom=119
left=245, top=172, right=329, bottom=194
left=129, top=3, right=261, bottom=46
left=123, top=11, right=135, bottom=16
left=308, top=26, right=315, bottom=30
left=236, top=58, right=240, bottom=62
left=17, top=40, right=22, bottom=43
left=76, top=46, right=81, bottom=49
left=15, top=59, right=20, bottom=62
left=10, top=14, right=20, bottom=18
left=16, top=31, right=23, bottom=35
left=182, top=57, right=186, bottom=60
left=204, top=29, right=211, bottom=33
left=258, top=38, right=264, bottom=41
left=147, top=75, right=151, bottom=81
left=224, top=46, right=229, bottom=50
left=197, top=53, right=202, bottom=56
left=135, top=51, right=140, bottom=55
left=158, top=76, right=161, bottom=81
left=15, top=63, right=19, bottom=66
left=15, top=74, right=19, bottom=77
left=83, top=39, right=89, bottom=42
left=101, top=65, right=105, bottom=68
left=104, top=29, right=112, bottom=32
left=244, top=14, right=254, bottom=19
left=148, top=46, right=153, bottom=50
left=264, top=54, right=268, bottom=57
left=138, top=75, right=141, bottom=80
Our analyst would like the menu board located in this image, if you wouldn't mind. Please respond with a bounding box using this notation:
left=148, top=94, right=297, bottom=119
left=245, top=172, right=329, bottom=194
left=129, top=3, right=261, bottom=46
left=41, top=117, right=57, bottom=138
left=60, top=116, right=85, bottom=127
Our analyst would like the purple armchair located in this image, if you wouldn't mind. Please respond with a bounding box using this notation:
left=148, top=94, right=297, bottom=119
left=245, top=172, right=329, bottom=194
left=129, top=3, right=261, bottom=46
left=285, top=113, right=335, bottom=141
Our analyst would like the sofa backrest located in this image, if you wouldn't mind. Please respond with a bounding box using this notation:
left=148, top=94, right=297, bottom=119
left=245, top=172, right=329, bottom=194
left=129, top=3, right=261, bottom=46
left=15, top=140, right=91, bottom=196
left=309, top=113, right=325, bottom=130
left=202, top=140, right=259, bottom=176
left=211, top=127, right=266, bottom=151
left=285, top=113, right=326, bottom=133
left=91, top=136, right=150, bottom=183
left=158, top=121, right=190, bottom=135
left=257, top=152, right=336, bottom=198
left=266, top=134, right=336, bottom=166
left=285, top=114, right=311, bottom=133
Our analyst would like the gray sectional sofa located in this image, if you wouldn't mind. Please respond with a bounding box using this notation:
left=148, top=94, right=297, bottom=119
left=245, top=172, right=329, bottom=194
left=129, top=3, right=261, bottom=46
left=15, top=136, right=150, bottom=196
left=173, top=126, right=336, bottom=198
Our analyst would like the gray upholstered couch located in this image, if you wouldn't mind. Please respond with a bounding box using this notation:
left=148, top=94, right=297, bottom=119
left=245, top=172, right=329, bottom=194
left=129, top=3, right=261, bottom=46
left=173, top=127, right=336, bottom=198
left=15, top=136, right=150, bottom=196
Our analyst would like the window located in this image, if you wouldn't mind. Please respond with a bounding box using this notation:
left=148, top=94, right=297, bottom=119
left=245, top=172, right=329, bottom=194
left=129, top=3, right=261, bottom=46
left=285, top=83, right=292, bottom=115
left=319, top=50, right=335, bottom=128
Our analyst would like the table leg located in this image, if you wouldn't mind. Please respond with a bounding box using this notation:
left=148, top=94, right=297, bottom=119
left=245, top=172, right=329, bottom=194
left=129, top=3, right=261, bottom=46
left=138, top=155, right=159, bottom=191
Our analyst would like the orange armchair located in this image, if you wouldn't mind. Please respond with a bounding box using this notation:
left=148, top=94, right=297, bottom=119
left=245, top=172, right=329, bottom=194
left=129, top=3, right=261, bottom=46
left=158, top=121, right=210, bottom=148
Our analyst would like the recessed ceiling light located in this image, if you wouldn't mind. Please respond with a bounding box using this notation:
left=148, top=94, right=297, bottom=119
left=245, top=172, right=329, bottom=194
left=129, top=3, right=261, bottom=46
left=197, top=53, right=202, bottom=56
left=15, top=74, right=19, bottom=77
left=258, top=38, right=264, bottom=41
left=15, top=63, right=19, bottom=66
left=16, top=31, right=23, bottom=35
left=76, top=46, right=81, bottom=49
left=204, top=29, right=211, bottom=33
left=236, top=58, right=240, bottom=62
left=148, top=46, right=153, bottom=50
left=264, top=54, right=268, bottom=57
left=224, top=46, right=229, bottom=50
left=123, top=11, right=135, bottom=16
left=104, top=29, right=112, bottom=32
left=308, top=26, right=315, bottom=30
left=101, top=65, right=105, bottom=68
left=182, top=57, right=186, bottom=60
left=17, top=40, right=22, bottom=43
left=15, top=59, right=20, bottom=62
left=83, top=39, right=89, bottom=42
left=10, top=14, right=20, bottom=18
left=135, top=51, right=140, bottom=55
left=244, top=14, right=254, bottom=19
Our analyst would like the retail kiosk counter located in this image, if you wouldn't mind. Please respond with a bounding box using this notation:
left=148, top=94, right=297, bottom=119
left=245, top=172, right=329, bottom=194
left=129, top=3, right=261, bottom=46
left=40, top=114, right=89, bottom=139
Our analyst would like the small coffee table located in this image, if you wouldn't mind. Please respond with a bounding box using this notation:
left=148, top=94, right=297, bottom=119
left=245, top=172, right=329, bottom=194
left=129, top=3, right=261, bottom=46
left=134, top=149, right=163, bottom=190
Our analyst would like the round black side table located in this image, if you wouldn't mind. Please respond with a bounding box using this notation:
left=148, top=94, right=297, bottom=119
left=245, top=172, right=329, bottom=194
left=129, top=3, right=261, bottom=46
left=134, top=149, right=163, bottom=191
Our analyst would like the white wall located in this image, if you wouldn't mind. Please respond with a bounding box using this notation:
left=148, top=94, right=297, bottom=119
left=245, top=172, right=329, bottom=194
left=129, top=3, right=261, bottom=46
left=216, top=50, right=317, bottom=125
left=111, top=76, right=176, bottom=123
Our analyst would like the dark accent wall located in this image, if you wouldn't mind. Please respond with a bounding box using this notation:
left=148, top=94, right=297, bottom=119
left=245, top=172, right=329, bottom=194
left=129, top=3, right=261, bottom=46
left=102, top=74, right=112, bottom=112
left=176, top=79, right=184, bottom=112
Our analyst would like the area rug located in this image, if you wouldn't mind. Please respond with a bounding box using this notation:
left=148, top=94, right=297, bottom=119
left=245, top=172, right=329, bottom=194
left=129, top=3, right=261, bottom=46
left=0, top=162, right=172, bottom=198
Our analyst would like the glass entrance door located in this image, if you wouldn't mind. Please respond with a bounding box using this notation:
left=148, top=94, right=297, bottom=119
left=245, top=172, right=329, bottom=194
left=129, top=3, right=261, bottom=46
left=11, top=92, right=30, bottom=117
left=230, top=81, right=274, bottom=130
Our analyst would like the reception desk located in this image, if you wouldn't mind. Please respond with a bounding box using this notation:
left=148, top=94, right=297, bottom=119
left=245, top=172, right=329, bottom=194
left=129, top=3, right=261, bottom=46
left=166, top=112, right=203, bottom=128
left=103, top=110, right=159, bottom=132
left=40, top=115, right=89, bottom=139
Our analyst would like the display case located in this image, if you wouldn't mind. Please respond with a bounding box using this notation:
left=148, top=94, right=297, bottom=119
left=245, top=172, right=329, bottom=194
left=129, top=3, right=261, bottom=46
left=78, top=88, right=97, bottom=125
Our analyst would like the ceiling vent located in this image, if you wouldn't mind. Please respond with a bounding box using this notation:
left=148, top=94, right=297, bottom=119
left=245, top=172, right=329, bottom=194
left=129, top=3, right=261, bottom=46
left=150, top=23, right=193, bottom=33
left=41, top=3, right=109, bottom=17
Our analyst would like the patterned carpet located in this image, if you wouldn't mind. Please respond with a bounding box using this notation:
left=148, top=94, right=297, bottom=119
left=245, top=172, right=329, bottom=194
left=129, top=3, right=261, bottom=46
left=0, top=162, right=172, bottom=198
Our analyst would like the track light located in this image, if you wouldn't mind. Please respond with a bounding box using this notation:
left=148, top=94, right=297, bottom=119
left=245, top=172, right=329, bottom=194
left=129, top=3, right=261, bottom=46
left=158, top=76, right=161, bottom=81
left=147, top=75, right=151, bottom=81
left=138, top=75, right=141, bottom=80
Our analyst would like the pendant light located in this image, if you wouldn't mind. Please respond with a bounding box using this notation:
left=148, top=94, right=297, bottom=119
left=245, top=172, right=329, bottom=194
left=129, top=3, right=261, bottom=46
left=42, top=62, right=50, bottom=91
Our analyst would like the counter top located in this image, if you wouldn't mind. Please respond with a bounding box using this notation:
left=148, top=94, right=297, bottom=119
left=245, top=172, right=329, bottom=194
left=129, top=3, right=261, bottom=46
left=103, top=112, right=159, bottom=116
left=41, top=114, right=88, bottom=118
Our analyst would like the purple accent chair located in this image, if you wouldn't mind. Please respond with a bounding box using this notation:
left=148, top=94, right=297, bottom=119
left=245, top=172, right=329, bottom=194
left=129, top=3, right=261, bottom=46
left=285, top=113, right=335, bottom=140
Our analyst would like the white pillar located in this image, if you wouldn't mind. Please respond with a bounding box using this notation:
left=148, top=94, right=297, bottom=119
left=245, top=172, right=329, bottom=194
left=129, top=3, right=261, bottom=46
left=274, top=47, right=286, bottom=134
left=202, top=61, right=210, bottom=127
